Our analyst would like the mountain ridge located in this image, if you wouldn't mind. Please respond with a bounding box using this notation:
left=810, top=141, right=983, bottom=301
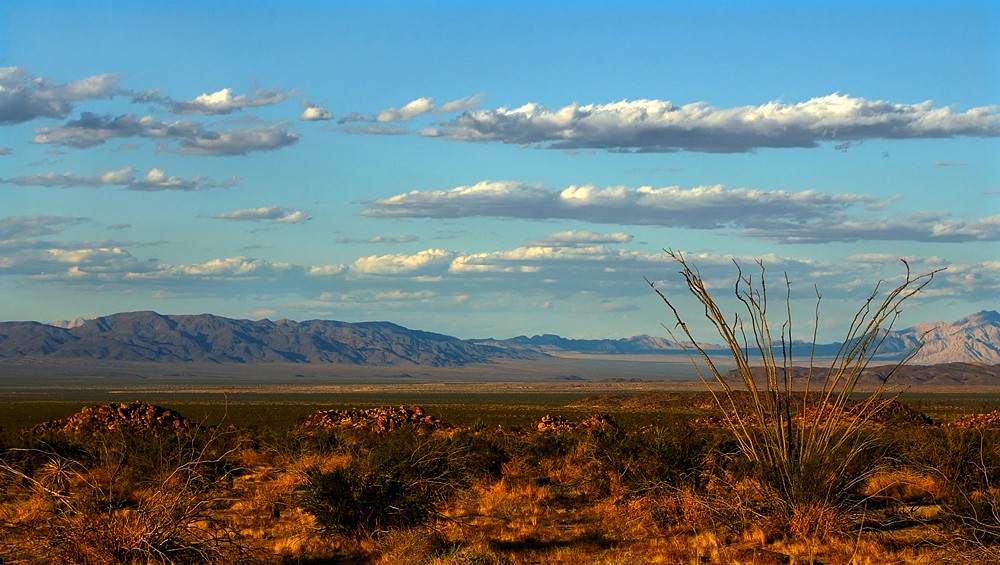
left=1, top=311, right=527, bottom=366
left=479, top=310, right=1000, bottom=365
left=3, top=309, right=998, bottom=366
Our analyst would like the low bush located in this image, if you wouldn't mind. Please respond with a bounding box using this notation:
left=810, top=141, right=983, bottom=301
left=0, top=425, right=251, bottom=563
left=297, top=427, right=506, bottom=539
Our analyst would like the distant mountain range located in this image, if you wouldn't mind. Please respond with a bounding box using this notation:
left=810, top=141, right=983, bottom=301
left=478, top=310, right=1000, bottom=365
left=0, top=311, right=523, bottom=366
left=0, top=309, right=997, bottom=366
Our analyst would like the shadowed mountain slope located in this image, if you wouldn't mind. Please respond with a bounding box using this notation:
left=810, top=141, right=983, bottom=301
left=3, top=310, right=998, bottom=367
left=480, top=310, right=1000, bottom=365
left=0, top=311, right=523, bottom=366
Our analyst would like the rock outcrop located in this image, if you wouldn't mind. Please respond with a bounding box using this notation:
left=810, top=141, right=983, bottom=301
left=532, top=414, right=617, bottom=432
left=29, top=401, right=197, bottom=437
left=301, top=405, right=447, bottom=433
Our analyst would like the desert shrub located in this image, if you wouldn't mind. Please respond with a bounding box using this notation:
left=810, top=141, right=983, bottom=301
left=515, top=429, right=578, bottom=467
left=0, top=424, right=251, bottom=563
left=297, top=428, right=501, bottom=539
left=647, top=252, right=939, bottom=537
left=589, top=423, right=725, bottom=492
left=893, top=427, right=1000, bottom=542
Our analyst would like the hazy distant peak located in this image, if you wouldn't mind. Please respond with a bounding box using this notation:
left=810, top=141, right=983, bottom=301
left=49, top=316, right=92, bottom=329
left=955, top=310, right=1000, bottom=326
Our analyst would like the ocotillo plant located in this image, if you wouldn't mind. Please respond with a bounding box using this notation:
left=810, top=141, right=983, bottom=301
left=647, top=251, right=941, bottom=517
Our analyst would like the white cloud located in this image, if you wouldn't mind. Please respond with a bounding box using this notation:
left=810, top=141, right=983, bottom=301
left=307, top=264, right=348, bottom=276
left=533, top=231, right=633, bottom=246
left=1, top=167, right=236, bottom=192
left=335, top=234, right=420, bottom=244
left=0, top=67, right=120, bottom=125
left=274, top=210, right=310, bottom=223
left=377, top=97, right=435, bottom=122
left=365, top=180, right=882, bottom=230
left=375, top=290, right=436, bottom=300
left=10, top=246, right=148, bottom=280
left=210, top=206, right=310, bottom=223
left=33, top=112, right=144, bottom=148
left=365, top=180, right=550, bottom=217
left=382, top=93, right=1000, bottom=153
left=172, top=256, right=293, bottom=276
left=170, top=87, right=297, bottom=115
left=437, top=94, right=484, bottom=113
left=448, top=244, right=644, bottom=276
left=353, top=95, right=482, bottom=124
left=364, top=180, right=1000, bottom=244
left=33, top=113, right=300, bottom=155
left=738, top=212, right=1000, bottom=243
left=173, top=122, right=300, bottom=156
left=352, top=248, right=454, bottom=275
left=61, top=73, right=120, bottom=99
left=300, top=102, right=333, bottom=121
left=0, top=215, right=88, bottom=239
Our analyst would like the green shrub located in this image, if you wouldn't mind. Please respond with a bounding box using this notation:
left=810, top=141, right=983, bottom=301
left=647, top=252, right=939, bottom=535
left=297, top=428, right=502, bottom=538
left=589, top=423, right=724, bottom=492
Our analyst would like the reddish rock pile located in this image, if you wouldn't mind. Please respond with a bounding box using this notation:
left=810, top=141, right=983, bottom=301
left=868, top=400, right=934, bottom=427
left=30, top=401, right=196, bottom=437
left=301, top=405, right=446, bottom=433
left=947, top=411, right=1000, bottom=429
left=533, top=414, right=617, bottom=432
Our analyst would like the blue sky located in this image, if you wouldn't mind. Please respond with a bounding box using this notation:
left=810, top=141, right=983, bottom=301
left=1, top=0, right=998, bottom=342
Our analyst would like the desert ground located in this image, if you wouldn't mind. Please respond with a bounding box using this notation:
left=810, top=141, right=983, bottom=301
left=1, top=356, right=998, bottom=564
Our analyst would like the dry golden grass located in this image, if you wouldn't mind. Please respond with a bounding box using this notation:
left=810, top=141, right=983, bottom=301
left=864, top=468, right=946, bottom=503
left=0, top=455, right=985, bottom=564
left=1, top=409, right=998, bottom=564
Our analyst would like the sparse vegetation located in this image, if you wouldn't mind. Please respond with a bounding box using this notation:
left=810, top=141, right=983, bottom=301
left=645, top=252, right=947, bottom=539
left=0, top=396, right=998, bottom=563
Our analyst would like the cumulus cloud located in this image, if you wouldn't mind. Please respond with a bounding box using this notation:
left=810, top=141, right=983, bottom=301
left=365, top=181, right=551, bottom=217
left=437, top=94, right=484, bottom=113
left=0, top=147, right=11, bottom=155
left=739, top=212, right=1000, bottom=243
left=307, top=264, right=349, bottom=276
left=364, top=180, right=878, bottom=228
left=363, top=180, right=1000, bottom=244
left=129, top=168, right=239, bottom=192
left=352, top=249, right=454, bottom=275
left=300, top=100, right=333, bottom=121
left=377, top=97, right=435, bottom=122
left=171, top=87, right=296, bottom=115
left=172, top=122, right=300, bottom=156
left=0, top=238, right=350, bottom=290
left=210, top=206, right=310, bottom=223
left=33, top=112, right=144, bottom=148
left=402, top=94, right=1000, bottom=153
left=348, top=95, right=483, bottom=124
left=0, top=244, right=148, bottom=280
left=448, top=244, right=637, bottom=275
left=1, top=167, right=238, bottom=192
left=165, top=256, right=294, bottom=276
left=0, top=67, right=120, bottom=125
left=45, top=246, right=133, bottom=266
left=32, top=112, right=299, bottom=155
left=533, top=231, right=633, bottom=246
left=335, top=234, right=420, bottom=244
left=0, top=215, right=88, bottom=240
